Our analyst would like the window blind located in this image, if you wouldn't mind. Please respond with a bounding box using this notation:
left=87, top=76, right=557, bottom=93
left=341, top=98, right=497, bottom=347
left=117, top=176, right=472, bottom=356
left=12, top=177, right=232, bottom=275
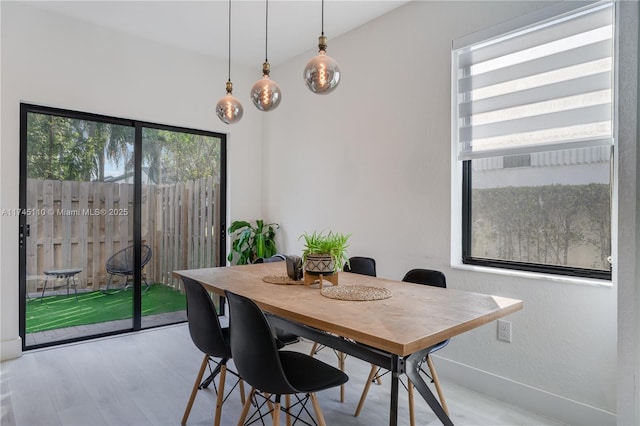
left=454, top=2, right=614, bottom=161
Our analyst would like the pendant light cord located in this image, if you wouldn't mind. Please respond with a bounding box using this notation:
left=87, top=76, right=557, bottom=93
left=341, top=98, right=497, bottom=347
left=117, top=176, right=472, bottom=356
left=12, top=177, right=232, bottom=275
left=227, top=0, right=232, bottom=82
left=321, top=0, right=324, bottom=36
left=264, top=0, right=269, bottom=62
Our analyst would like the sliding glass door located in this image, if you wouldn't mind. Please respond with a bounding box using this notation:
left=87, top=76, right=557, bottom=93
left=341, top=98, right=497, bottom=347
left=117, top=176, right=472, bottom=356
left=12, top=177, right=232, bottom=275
left=140, top=125, right=225, bottom=328
left=19, top=104, right=226, bottom=349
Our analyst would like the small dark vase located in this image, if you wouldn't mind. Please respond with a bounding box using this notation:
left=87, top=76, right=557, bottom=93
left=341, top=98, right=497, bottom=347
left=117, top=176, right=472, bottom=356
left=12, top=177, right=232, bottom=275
left=285, top=255, right=303, bottom=281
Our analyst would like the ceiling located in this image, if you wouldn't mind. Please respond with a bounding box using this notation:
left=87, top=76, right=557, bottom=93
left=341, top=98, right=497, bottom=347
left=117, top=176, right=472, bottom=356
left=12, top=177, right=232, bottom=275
left=29, top=1, right=410, bottom=67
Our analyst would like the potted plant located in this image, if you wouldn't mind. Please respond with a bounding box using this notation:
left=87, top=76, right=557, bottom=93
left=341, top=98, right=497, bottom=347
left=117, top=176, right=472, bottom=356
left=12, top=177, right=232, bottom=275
left=300, top=230, right=350, bottom=275
left=227, top=220, right=279, bottom=265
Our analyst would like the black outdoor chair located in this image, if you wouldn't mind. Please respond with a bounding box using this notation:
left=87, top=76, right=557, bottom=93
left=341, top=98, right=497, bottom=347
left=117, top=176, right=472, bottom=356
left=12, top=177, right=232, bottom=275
left=181, top=276, right=245, bottom=426
left=225, top=290, right=349, bottom=426
left=103, top=244, right=152, bottom=294
left=355, top=268, right=450, bottom=424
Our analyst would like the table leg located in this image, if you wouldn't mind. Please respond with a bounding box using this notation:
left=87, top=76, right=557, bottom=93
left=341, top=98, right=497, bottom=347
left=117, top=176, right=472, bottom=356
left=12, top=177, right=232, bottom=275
left=405, top=351, right=453, bottom=426
left=389, top=354, right=399, bottom=426
left=72, top=275, right=79, bottom=301
left=41, top=278, right=48, bottom=301
left=339, top=351, right=345, bottom=402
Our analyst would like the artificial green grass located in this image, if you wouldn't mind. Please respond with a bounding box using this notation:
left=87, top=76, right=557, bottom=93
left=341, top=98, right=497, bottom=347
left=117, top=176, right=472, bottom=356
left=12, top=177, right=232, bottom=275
left=26, top=284, right=186, bottom=333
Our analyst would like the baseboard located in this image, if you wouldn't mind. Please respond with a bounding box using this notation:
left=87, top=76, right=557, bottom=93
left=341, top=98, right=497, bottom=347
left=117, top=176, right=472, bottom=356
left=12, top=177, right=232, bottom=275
left=0, top=337, right=22, bottom=361
left=434, top=356, right=616, bottom=426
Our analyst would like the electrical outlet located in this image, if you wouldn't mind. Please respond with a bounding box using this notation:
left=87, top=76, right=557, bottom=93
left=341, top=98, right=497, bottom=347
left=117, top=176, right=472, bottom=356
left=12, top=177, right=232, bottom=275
left=497, top=320, right=512, bottom=342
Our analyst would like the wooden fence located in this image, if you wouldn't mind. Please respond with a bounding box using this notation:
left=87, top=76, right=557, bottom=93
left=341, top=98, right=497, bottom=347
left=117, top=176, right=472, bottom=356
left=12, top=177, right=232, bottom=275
left=25, top=177, right=220, bottom=293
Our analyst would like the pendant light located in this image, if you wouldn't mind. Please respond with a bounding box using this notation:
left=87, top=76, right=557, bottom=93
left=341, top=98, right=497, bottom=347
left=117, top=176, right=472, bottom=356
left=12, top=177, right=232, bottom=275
left=250, top=0, right=282, bottom=111
left=216, top=0, right=243, bottom=125
left=303, top=0, right=340, bottom=95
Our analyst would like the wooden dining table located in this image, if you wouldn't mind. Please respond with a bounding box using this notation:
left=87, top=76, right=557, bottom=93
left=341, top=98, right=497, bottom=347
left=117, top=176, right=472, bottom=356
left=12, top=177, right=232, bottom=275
left=173, top=262, right=523, bottom=426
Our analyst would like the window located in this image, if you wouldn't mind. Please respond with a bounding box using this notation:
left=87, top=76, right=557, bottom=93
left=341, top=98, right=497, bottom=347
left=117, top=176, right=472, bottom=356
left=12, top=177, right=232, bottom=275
left=453, top=2, right=614, bottom=279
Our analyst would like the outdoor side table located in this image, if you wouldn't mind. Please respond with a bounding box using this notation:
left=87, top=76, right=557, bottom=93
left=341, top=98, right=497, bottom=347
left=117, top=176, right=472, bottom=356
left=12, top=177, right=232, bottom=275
left=42, top=268, right=82, bottom=301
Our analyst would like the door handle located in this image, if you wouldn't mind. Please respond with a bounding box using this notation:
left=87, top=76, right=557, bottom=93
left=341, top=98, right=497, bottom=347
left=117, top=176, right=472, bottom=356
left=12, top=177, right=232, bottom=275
left=19, top=224, right=30, bottom=247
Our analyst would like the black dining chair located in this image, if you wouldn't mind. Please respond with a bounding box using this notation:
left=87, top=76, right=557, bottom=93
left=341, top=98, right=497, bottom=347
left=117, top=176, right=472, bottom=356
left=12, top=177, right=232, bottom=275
left=181, top=276, right=245, bottom=426
left=252, top=254, right=299, bottom=345
left=225, top=290, right=349, bottom=426
left=252, top=254, right=287, bottom=263
left=355, top=268, right=450, bottom=425
left=310, top=256, right=378, bottom=402
left=343, top=256, right=377, bottom=276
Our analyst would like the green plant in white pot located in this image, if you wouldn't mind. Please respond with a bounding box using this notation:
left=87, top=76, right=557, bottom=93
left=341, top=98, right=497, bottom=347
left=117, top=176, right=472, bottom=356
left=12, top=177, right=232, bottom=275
left=300, top=230, right=350, bottom=275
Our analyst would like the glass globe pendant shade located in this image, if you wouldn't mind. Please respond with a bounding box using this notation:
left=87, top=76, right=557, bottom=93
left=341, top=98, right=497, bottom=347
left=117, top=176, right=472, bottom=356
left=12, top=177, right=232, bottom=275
left=304, top=35, right=340, bottom=95
left=216, top=82, right=243, bottom=125
left=304, top=50, right=340, bottom=94
left=250, top=63, right=282, bottom=111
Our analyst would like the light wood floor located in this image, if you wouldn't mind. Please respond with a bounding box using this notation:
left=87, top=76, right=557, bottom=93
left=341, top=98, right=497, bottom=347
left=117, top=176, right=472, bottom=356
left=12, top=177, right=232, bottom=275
left=1, top=322, right=564, bottom=426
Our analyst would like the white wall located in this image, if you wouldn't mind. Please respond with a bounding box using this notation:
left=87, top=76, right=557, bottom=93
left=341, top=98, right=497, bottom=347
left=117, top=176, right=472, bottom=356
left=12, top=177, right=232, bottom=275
left=262, top=1, right=634, bottom=424
left=0, top=2, right=263, bottom=359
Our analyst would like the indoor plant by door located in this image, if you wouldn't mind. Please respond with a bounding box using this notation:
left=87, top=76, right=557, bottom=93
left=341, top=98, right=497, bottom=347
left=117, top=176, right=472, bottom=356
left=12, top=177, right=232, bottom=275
left=227, top=220, right=279, bottom=265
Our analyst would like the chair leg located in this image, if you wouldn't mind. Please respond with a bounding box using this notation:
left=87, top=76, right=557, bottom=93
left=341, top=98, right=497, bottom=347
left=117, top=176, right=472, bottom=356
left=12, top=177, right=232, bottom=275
left=213, top=363, right=227, bottom=426
left=285, top=394, right=291, bottom=426
left=354, top=364, right=378, bottom=417
left=264, top=392, right=275, bottom=416
left=309, top=342, right=319, bottom=356
left=408, top=380, right=416, bottom=426
left=239, top=379, right=246, bottom=405
left=182, top=354, right=209, bottom=425
left=309, top=393, right=326, bottom=426
left=123, top=274, right=132, bottom=291
left=103, top=274, right=116, bottom=294
left=273, top=400, right=281, bottom=426
left=237, top=388, right=255, bottom=426
left=427, top=355, right=449, bottom=415
left=142, top=275, right=151, bottom=293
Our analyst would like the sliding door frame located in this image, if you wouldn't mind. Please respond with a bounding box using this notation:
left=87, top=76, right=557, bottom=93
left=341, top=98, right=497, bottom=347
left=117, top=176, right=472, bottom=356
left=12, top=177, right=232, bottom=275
left=19, top=103, right=227, bottom=350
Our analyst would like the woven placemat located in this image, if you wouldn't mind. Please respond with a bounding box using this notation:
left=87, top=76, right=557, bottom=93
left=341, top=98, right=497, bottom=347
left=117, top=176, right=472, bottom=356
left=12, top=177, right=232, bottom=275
left=320, top=285, right=392, bottom=301
left=262, top=275, right=305, bottom=286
